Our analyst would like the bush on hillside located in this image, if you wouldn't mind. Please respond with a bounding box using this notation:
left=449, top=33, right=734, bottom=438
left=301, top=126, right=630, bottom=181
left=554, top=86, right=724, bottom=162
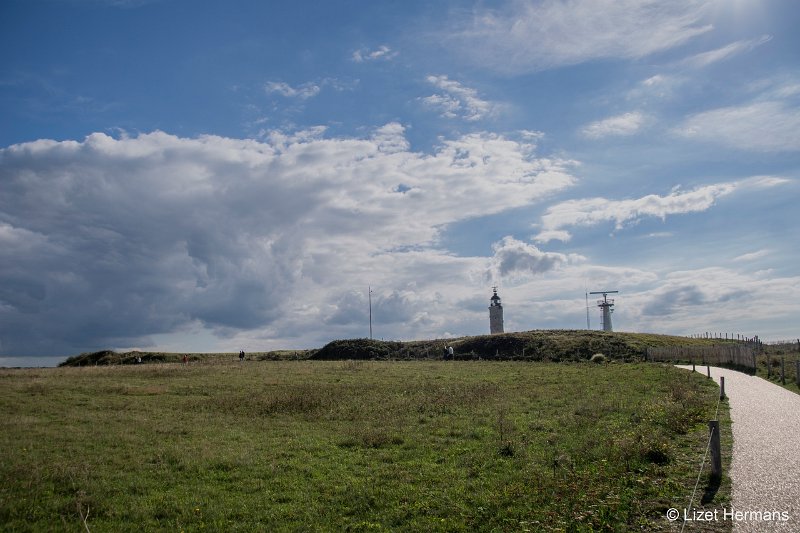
left=311, top=339, right=403, bottom=360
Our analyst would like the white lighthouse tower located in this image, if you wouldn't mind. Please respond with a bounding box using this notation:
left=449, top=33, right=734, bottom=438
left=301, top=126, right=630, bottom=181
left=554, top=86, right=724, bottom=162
left=489, top=287, right=504, bottom=334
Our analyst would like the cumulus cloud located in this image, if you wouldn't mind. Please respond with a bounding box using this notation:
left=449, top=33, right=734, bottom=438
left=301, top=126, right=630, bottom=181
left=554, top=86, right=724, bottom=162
left=486, top=236, right=581, bottom=281
left=447, top=0, right=713, bottom=74
left=676, top=100, right=800, bottom=152
left=581, top=111, right=647, bottom=139
left=352, top=45, right=398, bottom=63
left=420, top=75, right=498, bottom=121
left=533, top=177, right=787, bottom=242
left=0, top=127, right=576, bottom=355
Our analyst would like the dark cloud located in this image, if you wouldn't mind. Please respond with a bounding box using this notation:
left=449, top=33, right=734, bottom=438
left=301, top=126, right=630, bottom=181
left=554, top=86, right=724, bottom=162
left=642, top=286, right=706, bottom=316
left=325, top=291, right=368, bottom=326
left=641, top=285, right=752, bottom=317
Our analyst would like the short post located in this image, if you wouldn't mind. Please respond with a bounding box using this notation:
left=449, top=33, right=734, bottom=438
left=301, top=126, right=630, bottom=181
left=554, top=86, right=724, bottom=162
left=707, top=365, right=711, bottom=378
left=781, top=357, right=786, bottom=385
left=720, top=376, right=726, bottom=399
left=796, top=360, right=800, bottom=387
left=709, top=420, right=722, bottom=479
left=692, top=361, right=696, bottom=372
left=767, top=354, right=772, bottom=378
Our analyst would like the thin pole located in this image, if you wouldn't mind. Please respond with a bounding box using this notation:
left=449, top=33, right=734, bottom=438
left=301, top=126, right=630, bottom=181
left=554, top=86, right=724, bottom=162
left=368, top=286, right=373, bottom=340
left=585, top=290, right=591, bottom=329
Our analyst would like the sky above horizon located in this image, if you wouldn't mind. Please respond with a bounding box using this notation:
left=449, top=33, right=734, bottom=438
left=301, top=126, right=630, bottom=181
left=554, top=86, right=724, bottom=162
left=1, top=0, right=799, bottom=359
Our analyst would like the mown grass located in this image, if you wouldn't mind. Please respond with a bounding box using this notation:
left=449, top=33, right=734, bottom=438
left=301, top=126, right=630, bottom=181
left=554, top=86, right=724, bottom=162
left=0, top=361, right=730, bottom=531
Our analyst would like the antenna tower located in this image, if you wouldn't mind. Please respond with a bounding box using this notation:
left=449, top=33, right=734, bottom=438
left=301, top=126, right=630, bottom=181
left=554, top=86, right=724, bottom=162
left=588, top=290, right=619, bottom=332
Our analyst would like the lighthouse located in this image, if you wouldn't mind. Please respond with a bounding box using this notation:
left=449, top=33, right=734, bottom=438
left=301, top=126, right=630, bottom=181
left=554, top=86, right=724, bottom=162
left=489, top=287, right=504, bottom=334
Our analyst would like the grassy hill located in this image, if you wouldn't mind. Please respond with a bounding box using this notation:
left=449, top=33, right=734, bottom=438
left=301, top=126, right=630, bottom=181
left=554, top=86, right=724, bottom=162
left=61, top=330, right=728, bottom=366
left=59, top=348, right=315, bottom=367
left=311, top=330, right=730, bottom=361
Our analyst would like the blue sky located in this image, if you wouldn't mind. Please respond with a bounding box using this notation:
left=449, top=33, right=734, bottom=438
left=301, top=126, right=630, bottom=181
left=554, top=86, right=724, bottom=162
left=1, top=0, right=799, bottom=361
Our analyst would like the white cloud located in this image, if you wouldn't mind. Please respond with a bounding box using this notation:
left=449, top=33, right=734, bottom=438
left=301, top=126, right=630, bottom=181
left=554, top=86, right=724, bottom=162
left=627, top=74, right=684, bottom=101
left=486, top=236, right=583, bottom=282
left=420, top=75, right=498, bottom=121
left=264, top=81, right=321, bottom=100
left=676, top=100, right=800, bottom=152
left=533, top=177, right=787, bottom=242
left=680, top=35, right=772, bottom=69
left=0, top=127, right=576, bottom=355
left=352, top=45, right=398, bottom=63
left=631, top=267, right=800, bottom=336
left=733, top=249, right=770, bottom=262
left=581, top=111, right=647, bottom=139
left=448, top=0, right=713, bottom=74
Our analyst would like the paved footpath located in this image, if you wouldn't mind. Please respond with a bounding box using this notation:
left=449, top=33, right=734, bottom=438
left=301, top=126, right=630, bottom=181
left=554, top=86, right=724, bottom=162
left=677, top=365, right=800, bottom=532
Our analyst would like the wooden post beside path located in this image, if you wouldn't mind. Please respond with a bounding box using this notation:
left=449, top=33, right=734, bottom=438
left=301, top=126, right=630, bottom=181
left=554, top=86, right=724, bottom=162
left=781, top=357, right=786, bottom=386
left=709, top=420, right=722, bottom=479
left=796, top=360, right=800, bottom=387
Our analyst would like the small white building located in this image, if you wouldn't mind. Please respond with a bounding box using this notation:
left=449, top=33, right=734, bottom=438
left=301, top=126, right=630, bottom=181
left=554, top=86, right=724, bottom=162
left=489, top=287, right=504, bottom=334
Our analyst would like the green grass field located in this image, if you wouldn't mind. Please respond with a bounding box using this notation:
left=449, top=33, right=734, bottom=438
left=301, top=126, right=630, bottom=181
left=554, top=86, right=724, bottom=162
left=1, top=360, right=731, bottom=532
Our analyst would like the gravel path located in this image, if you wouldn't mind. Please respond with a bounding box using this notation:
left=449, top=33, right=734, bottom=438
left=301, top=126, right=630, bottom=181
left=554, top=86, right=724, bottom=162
left=677, top=365, right=800, bottom=532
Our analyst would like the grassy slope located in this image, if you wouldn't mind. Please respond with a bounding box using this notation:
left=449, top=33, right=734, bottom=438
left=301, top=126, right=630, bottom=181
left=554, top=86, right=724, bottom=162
left=310, top=330, right=737, bottom=362
left=59, top=330, right=727, bottom=368
left=1, top=360, right=731, bottom=532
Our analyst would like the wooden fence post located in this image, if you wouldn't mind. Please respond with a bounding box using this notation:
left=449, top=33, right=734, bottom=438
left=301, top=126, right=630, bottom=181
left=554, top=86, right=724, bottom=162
left=707, top=365, right=711, bottom=378
left=796, top=360, right=800, bottom=387
left=709, top=421, right=722, bottom=479
left=781, top=357, right=786, bottom=385
left=767, top=354, right=772, bottom=378
left=720, top=376, right=725, bottom=399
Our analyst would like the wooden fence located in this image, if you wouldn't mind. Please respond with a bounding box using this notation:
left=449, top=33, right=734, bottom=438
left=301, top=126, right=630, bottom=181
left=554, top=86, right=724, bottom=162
left=646, top=345, right=756, bottom=370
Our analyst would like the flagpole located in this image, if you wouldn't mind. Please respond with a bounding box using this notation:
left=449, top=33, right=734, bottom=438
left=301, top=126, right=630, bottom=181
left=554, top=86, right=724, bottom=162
left=585, top=285, right=591, bottom=330
left=369, top=286, right=373, bottom=340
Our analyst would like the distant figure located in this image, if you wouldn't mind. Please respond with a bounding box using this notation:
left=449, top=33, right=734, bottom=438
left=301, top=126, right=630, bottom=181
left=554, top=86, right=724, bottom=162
left=182, top=354, right=188, bottom=365
left=136, top=355, right=142, bottom=364
left=448, top=346, right=454, bottom=360
left=443, top=345, right=449, bottom=360
left=239, top=350, right=245, bottom=362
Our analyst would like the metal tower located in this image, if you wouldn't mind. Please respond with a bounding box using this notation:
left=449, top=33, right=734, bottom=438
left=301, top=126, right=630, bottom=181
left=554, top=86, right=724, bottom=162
left=589, top=291, right=618, bottom=332
left=489, top=287, right=504, bottom=334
